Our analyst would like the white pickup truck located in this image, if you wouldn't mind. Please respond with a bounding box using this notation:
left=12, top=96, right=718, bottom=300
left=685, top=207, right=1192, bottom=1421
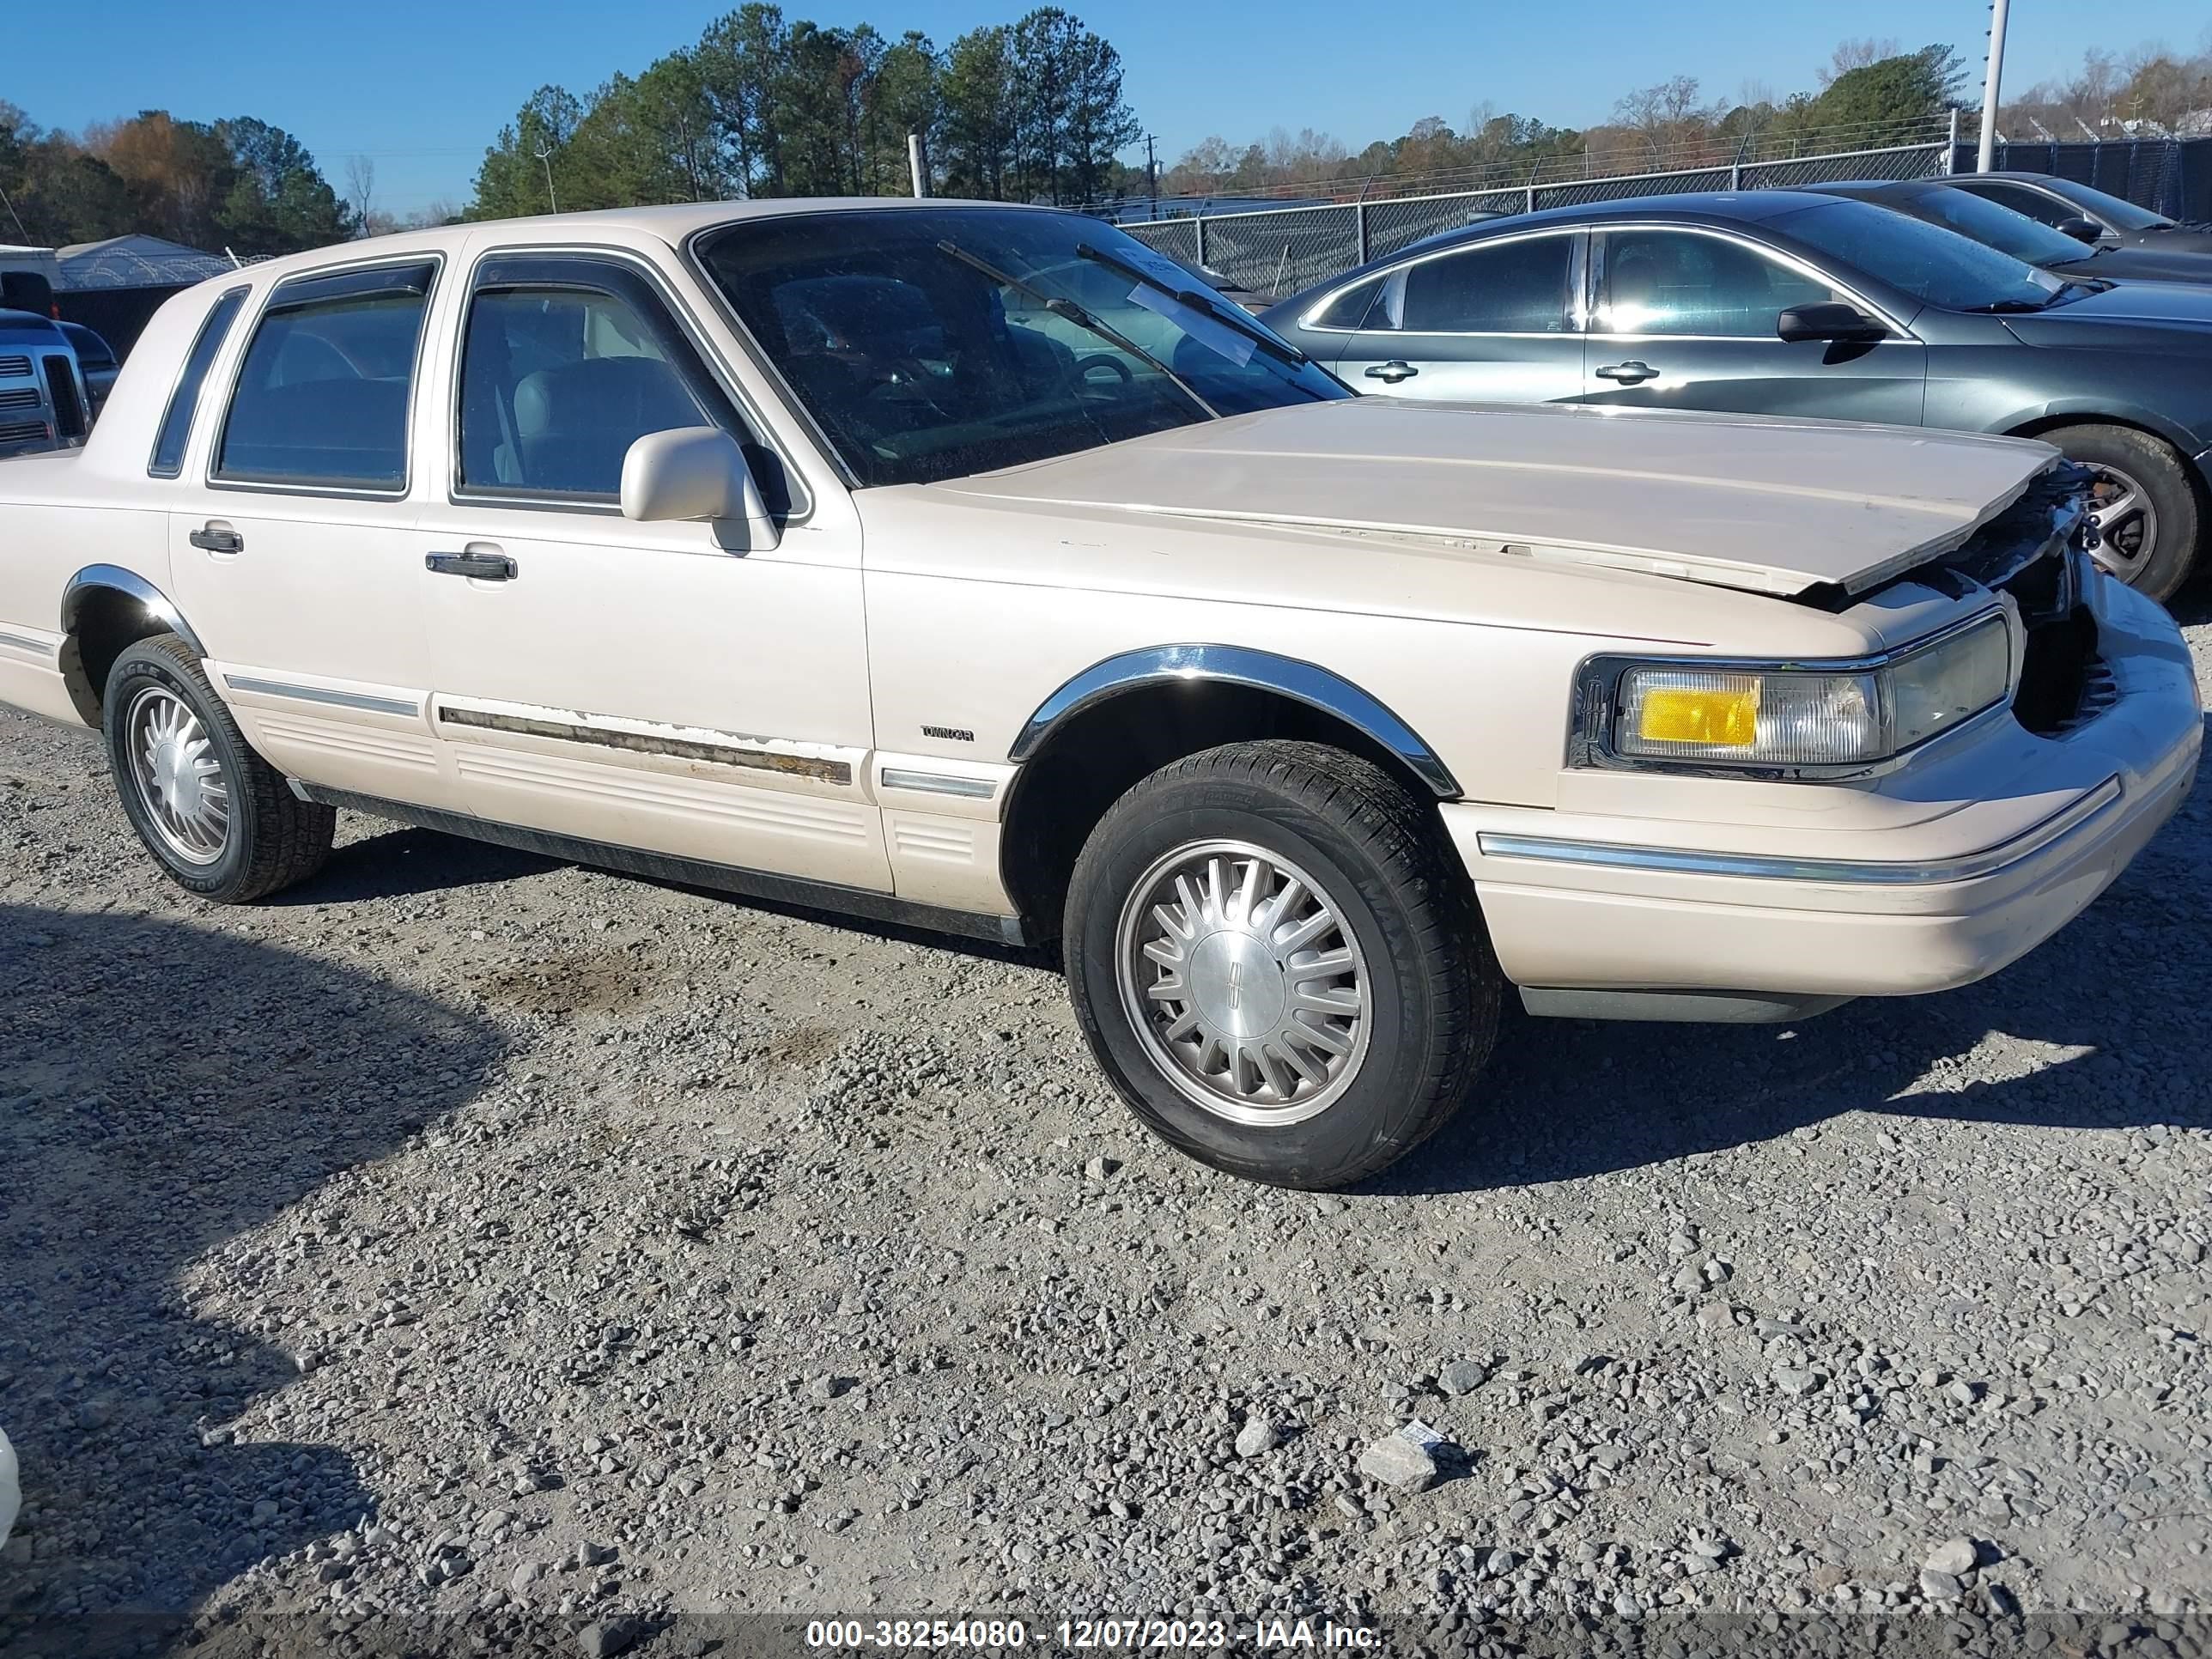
left=0, top=265, right=91, bottom=459
left=0, top=200, right=2198, bottom=1187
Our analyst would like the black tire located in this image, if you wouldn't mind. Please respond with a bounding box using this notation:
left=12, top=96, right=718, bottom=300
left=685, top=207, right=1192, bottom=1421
left=1063, top=740, right=1501, bottom=1188
left=2042, top=422, right=2203, bottom=602
left=101, top=634, right=335, bottom=903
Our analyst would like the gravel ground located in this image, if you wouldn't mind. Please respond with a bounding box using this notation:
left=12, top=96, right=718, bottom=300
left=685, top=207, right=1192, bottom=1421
left=2, top=611, right=2209, bottom=1659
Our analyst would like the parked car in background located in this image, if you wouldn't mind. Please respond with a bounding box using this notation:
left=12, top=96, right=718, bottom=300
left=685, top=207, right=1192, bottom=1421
left=1262, top=191, right=2212, bottom=598
left=1947, top=172, right=2212, bottom=256
left=57, top=323, right=118, bottom=418
left=0, top=202, right=2197, bottom=1188
left=1806, top=178, right=2212, bottom=286
left=0, top=273, right=91, bottom=458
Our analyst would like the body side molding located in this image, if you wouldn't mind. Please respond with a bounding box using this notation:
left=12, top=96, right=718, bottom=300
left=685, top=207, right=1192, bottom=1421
left=1009, top=643, right=1460, bottom=798
left=293, top=783, right=1031, bottom=948
left=60, top=565, right=209, bottom=659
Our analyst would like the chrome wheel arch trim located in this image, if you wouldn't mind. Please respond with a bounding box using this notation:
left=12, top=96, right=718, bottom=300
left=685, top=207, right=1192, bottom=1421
left=60, top=565, right=209, bottom=659
left=1008, top=643, right=1460, bottom=799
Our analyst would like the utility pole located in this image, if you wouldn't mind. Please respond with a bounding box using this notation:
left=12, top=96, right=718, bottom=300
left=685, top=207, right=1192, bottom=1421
left=535, top=139, right=560, bottom=215
left=908, top=132, right=928, bottom=198
left=1976, top=0, right=2011, bottom=173
left=1146, top=134, right=1158, bottom=222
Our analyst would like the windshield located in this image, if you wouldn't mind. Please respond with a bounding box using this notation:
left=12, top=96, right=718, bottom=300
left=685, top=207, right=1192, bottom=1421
left=2040, top=177, right=2174, bottom=232
left=1895, top=185, right=2097, bottom=267
left=1777, top=198, right=2067, bottom=313
left=696, top=207, right=1346, bottom=487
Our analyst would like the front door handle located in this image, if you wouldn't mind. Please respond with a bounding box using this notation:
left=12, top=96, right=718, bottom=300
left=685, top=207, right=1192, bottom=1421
left=1594, top=360, right=1659, bottom=385
left=188, top=522, right=243, bottom=555
left=426, top=550, right=517, bottom=581
left=1364, top=360, right=1419, bottom=383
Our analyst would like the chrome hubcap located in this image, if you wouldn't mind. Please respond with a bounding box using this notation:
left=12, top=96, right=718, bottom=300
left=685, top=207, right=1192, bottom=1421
left=1115, top=839, right=1372, bottom=1127
left=2081, top=462, right=2159, bottom=584
left=125, top=687, right=229, bottom=866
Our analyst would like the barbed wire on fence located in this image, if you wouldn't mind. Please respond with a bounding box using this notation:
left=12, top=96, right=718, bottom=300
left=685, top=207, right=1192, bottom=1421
left=1123, top=131, right=2209, bottom=301
left=1107, top=112, right=1969, bottom=217
left=1123, top=137, right=1953, bottom=295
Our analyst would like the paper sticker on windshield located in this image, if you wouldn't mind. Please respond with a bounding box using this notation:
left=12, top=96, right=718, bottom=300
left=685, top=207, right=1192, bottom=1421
left=1127, top=283, right=1256, bottom=368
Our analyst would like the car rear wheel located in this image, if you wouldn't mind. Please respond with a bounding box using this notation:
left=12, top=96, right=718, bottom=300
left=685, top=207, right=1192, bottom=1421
left=1063, top=740, right=1501, bottom=1188
left=102, top=634, right=335, bottom=903
left=2042, top=423, right=2203, bottom=601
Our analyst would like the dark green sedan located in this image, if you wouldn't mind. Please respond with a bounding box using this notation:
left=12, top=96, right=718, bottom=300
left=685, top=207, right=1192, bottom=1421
left=1261, top=191, right=2212, bottom=599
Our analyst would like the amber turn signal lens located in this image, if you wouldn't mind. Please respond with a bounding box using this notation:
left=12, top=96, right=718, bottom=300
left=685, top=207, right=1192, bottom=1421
left=1633, top=684, right=1760, bottom=749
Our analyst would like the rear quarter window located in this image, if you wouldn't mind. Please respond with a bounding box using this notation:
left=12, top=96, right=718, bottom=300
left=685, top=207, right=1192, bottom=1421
left=149, top=288, right=248, bottom=478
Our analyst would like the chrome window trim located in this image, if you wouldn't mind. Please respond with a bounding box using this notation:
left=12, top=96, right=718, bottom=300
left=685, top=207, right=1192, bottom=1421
left=1566, top=606, right=2015, bottom=781
left=1011, top=642, right=1459, bottom=798
left=205, top=251, right=445, bottom=502
left=1294, top=228, right=1589, bottom=336
left=447, top=241, right=812, bottom=524
left=1586, top=222, right=1916, bottom=342
left=1477, top=775, right=2123, bottom=886
left=221, top=675, right=420, bottom=718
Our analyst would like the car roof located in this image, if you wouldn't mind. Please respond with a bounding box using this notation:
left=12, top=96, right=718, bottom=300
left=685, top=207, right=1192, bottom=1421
left=228, top=197, right=1072, bottom=290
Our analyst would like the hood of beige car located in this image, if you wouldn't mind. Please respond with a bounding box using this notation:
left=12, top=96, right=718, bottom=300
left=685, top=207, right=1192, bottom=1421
left=933, top=399, right=2058, bottom=599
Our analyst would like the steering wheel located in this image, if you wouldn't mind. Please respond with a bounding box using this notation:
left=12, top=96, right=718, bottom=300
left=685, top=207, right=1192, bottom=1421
left=1074, top=353, right=1134, bottom=386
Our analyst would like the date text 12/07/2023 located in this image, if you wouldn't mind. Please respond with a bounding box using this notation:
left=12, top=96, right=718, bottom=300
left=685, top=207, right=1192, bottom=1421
left=801, top=1620, right=1384, bottom=1650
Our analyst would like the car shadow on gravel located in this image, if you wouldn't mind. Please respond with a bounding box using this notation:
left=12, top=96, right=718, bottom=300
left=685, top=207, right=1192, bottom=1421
left=265, top=823, right=559, bottom=904
left=0, top=903, right=504, bottom=1654
left=1384, top=721, right=2212, bottom=1197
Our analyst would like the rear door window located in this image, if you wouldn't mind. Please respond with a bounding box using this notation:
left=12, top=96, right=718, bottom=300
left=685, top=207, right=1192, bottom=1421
left=1399, top=236, right=1576, bottom=333
left=215, top=262, right=435, bottom=491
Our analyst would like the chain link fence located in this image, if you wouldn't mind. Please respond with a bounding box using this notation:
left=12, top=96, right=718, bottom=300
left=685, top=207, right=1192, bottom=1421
left=1121, top=134, right=2210, bottom=301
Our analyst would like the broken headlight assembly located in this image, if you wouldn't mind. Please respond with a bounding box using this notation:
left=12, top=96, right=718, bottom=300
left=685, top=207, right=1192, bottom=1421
left=1571, top=611, right=2014, bottom=776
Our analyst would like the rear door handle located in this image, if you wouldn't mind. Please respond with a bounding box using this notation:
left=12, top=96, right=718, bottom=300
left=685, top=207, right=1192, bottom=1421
left=1594, top=360, right=1658, bottom=384
left=426, top=550, right=517, bottom=581
left=189, top=522, right=243, bottom=555
left=1364, top=361, right=1419, bottom=383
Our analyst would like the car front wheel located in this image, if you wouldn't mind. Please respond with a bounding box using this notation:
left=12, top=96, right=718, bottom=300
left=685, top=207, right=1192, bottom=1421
left=2045, top=422, right=2203, bottom=601
left=1064, top=740, right=1501, bottom=1188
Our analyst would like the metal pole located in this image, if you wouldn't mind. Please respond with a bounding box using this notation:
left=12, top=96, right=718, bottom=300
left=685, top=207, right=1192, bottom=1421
left=1194, top=211, right=1206, bottom=271
left=1976, top=0, right=2010, bottom=173
left=1945, top=107, right=1960, bottom=173
left=1354, top=200, right=1368, bottom=264
left=908, top=133, right=927, bottom=198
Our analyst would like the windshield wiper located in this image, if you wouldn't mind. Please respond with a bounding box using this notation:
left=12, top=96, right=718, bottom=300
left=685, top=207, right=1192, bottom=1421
left=1966, top=297, right=2054, bottom=313
left=1073, top=242, right=1310, bottom=368
left=933, top=240, right=1219, bottom=419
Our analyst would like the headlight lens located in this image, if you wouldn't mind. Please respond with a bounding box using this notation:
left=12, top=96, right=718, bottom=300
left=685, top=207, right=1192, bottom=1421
left=1603, top=614, right=2011, bottom=771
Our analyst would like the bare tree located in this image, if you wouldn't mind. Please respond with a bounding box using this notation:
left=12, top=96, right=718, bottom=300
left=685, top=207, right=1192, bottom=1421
left=344, top=155, right=375, bottom=235
left=1818, top=38, right=1902, bottom=88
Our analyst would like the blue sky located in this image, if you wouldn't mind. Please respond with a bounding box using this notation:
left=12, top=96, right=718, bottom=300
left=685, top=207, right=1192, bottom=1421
left=11, top=0, right=2211, bottom=216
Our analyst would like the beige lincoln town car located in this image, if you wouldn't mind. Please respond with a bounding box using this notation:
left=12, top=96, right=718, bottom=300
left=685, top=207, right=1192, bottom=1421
left=0, top=200, right=2199, bottom=1186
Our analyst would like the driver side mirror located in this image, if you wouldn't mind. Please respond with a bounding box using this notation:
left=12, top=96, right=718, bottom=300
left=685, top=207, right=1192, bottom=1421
left=620, top=426, right=779, bottom=550
left=2055, top=216, right=2104, bottom=246
left=1777, top=302, right=1888, bottom=345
